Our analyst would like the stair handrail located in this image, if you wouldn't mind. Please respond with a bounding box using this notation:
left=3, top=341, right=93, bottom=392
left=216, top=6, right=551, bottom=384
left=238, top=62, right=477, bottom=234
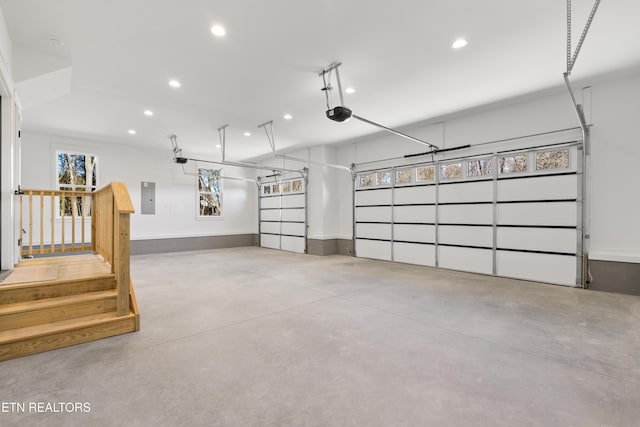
left=92, top=182, right=134, bottom=316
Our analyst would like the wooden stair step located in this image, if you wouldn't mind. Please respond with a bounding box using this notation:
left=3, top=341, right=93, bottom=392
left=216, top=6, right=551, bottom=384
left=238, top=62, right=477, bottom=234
left=16, top=254, right=106, bottom=266
left=0, top=275, right=116, bottom=305
left=0, top=290, right=118, bottom=331
left=10, top=255, right=112, bottom=282
left=0, top=311, right=138, bottom=362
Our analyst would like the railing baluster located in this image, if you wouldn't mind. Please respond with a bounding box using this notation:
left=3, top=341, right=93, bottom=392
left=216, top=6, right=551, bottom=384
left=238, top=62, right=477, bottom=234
left=71, top=191, right=76, bottom=250
left=50, top=192, right=55, bottom=254
left=81, top=193, right=86, bottom=250
left=61, top=193, right=65, bottom=252
left=91, top=192, right=97, bottom=253
left=28, top=191, right=33, bottom=255
left=40, top=191, right=44, bottom=254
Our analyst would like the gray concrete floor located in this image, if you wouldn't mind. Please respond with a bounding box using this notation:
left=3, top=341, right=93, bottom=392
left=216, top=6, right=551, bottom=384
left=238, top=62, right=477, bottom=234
left=1, top=247, right=640, bottom=426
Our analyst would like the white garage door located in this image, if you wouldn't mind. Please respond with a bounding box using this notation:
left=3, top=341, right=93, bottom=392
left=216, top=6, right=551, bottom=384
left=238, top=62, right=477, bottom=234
left=259, top=177, right=307, bottom=253
left=354, top=143, right=582, bottom=287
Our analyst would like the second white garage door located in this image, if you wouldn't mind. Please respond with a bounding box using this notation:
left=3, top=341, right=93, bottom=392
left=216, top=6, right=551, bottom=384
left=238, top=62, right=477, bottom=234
left=354, top=143, right=581, bottom=287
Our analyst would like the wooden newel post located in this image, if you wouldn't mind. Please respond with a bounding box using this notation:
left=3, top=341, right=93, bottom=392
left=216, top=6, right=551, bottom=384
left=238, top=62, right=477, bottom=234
left=116, top=213, right=131, bottom=316
left=110, top=182, right=134, bottom=317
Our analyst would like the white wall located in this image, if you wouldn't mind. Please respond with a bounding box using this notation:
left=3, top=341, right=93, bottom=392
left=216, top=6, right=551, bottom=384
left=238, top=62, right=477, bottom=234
left=589, top=73, right=640, bottom=262
left=334, top=73, right=640, bottom=263
left=0, top=5, right=20, bottom=270
left=21, top=132, right=258, bottom=241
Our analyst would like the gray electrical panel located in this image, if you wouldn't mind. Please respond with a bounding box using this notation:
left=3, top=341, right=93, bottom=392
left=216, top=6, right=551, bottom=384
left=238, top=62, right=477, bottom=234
left=141, top=182, right=155, bottom=215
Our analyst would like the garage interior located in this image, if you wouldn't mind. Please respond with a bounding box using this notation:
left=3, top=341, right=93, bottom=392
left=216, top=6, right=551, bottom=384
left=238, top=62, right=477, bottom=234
left=0, top=1, right=639, bottom=426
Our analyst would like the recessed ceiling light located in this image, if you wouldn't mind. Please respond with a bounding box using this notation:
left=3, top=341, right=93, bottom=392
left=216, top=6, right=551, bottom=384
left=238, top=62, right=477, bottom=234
left=244, top=132, right=251, bottom=136
left=48, top=38, right=64, bottom=47
left=128, top=129, right=136, bottom=135
left=211, top=25, right=226, bottom=37
left=452, top=39, right=468, bottom=49
left=345, top=87, right=355, bottom=94
left=283, top=114, right=293, bottom=120
left=169, top=79, right=181, bottom=88
left=143, top=110, right=154, bottom=116
left=215, top=144, right=221, bottom=148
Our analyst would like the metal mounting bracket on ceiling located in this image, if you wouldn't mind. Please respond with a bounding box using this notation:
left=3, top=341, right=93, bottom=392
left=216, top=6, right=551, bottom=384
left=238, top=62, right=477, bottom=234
left=217, top=124, right=229, bottom=162
left=258, top=120, right=276, bottom=155
left=564, top=0, right=601, bottom=155
left=170, top=135, right=186, bottom=163
left=169, top=134, right=256, bottom=183
left=566, top=0, right=601, bottom=75
left=319, top=62, right=439, bottom=150
left=168, top=134, right=303, bottom=176
left=257, top=108, right=350, bottom=173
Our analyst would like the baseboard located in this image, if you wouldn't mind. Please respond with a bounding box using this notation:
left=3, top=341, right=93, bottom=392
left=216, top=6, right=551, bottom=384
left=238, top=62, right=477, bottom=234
left=589, top=250, right=640, bottom=264
left=307, top=239, right=354, bottom=256
left=131, top=234, right=258, bottom=255
left=588, top=259, right=640, bottom=296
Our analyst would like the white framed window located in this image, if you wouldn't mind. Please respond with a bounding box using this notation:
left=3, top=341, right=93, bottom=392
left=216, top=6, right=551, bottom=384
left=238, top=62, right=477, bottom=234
left=499, top=154, right=528, bottom=174
left=535, top=149, right=570, bottom=171
left=55, top=150, right=98, bottom=216
left=416, top=166, right=435, bottom=182
left=376, top=171, right=392, bottom=186
left=439, top=162, right=463, bottom=180
left=468, top=158, right=493, bottom=177
left=395, top=168, right=413, bottom=185
left=358, top=173, right=375, bottom=188
left=198, top=168, right=222, bottom=217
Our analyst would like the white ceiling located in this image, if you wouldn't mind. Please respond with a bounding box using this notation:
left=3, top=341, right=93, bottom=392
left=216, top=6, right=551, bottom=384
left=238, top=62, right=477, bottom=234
left=1, top=0, right=639, bottom=160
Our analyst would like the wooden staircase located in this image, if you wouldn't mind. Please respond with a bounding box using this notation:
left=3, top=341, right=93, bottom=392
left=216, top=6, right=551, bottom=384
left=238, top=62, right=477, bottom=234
left=0, top=183, right=140, bottom=362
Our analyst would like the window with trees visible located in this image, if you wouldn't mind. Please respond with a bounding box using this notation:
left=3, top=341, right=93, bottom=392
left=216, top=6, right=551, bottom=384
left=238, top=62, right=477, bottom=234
left=416, top=166, right=435, bottom=182
left=536, top=149, right=569, bottom=171
left=395, top=168, right=413, bottom=185
left=198, top=168, right=222, bottom=217
left=376, top=171, right=392, bottom=186
left=56, top=151, right=98, bottom=216
left=499, top=154, right=528, bottom=174
left=440, top=163, right=463, bottom=180
left=358, top=173, right=375, bottom=188
left=468, top=158, right=493, bottom=177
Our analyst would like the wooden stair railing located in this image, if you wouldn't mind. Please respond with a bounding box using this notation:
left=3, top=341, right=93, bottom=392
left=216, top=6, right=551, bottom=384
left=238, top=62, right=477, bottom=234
left=19, top=182, right=135, bottom=317
left=0, top=183, right=138, bottom=361
left=92, top=182, right=135, bottom=316
left=19, top=189, right=94, bottom=255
